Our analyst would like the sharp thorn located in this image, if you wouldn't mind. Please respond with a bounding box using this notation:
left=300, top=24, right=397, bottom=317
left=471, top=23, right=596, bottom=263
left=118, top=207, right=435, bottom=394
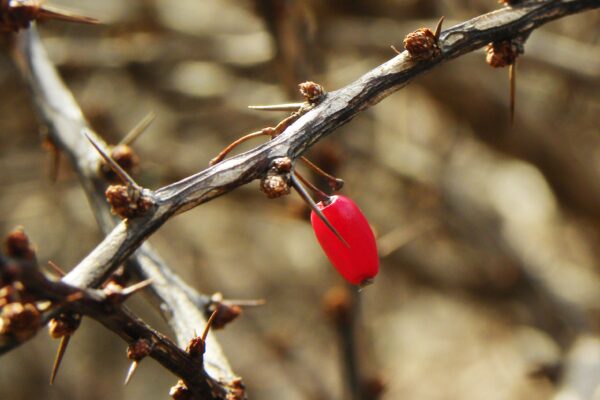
left=119, top=111, right=156, bottom=146
left=39, top=6, right=100, bottom=25
left=434, top=16, right=445, bottom=41
left=121, top=279, right=154, bottom=298
left=201, top=306, right=220, bottom=342
left=223, top=299, right=266, bottom=307
left=50, top=335, right=71, bottom=385
left=248, top=103, right=304, bottom=112
left=47, top=260, right=66, bottom=277
left=82, top=129, right=140, bottom=189
left=290, top=173, right=350, bottom=248
left=124, top=361, right=139, bottom=385
left=390, top=45, right=402, bottom=55
left=509, top=61, right=516, bottom=126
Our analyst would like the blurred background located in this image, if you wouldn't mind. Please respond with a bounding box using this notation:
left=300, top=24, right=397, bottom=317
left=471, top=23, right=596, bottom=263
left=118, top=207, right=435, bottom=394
left=1, top=1, right=600, bottom=399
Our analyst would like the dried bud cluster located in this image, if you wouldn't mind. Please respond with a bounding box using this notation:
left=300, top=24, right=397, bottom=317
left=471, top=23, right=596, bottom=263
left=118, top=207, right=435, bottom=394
left=105, top=185, right=153, bottom=219
left=272, top=157, right=292, bottom=173
left=186, top=336, right=205, bottom=359
left=486, top=39, right=522, bottom=67
left=0, top=0, right=39, bottom=32
left=260, top=157, right=293, bottom=199
left=209, top=303, right=242, bottom=330
left=403, top=27, right=440, bottom=61
left=299, top=81, right=326, bottom=104
left=5, top=228, right=35, bottom=260
left=170, top=380, right=191, bottom=400
left=226, top=378, right=246, bottom=400
left=0, top=302, right=41, bottom=340
left=260, top=175, right=290, bottom=199
left=48, top=313, right=81, bottom=338
left=100, top=144, right=140, bottom=182
left=1, top=229, right=42, bottom=341
left=127, top=338, right=152, bottom=361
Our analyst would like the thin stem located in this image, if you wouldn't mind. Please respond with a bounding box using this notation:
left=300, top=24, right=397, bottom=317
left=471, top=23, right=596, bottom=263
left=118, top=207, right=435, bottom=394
left=300, top=156, right=344, bottom=191
left=209, top=130, right=271, bottom=166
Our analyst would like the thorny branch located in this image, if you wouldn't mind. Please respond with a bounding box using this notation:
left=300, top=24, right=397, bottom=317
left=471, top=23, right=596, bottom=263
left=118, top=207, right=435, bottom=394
left=15, top=0, right=600, bottom=293
left=10, top=26, right=241, bottom=400
left=0, top=252, right=225, bottom=399
left=2, top=0, right=600, bottom=397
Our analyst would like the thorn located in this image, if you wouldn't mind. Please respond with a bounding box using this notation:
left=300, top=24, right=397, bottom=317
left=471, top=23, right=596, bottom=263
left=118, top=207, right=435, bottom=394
left=434, top=16, right=445, bottom=41
left=50, top=335, right=71, bottom=385
left=201, top=306, right=220, bottom=342
left=124, top=361, right=139, bottom=385
left=119, top=111, right=156, bottom=146
left=290, top=173, right=350, bottom=248
left=509, top=61, right=516, bottom=125
left=82, top=129, right=140, bottom=190
left=248, top=103, right=304, bottom=112
left=38, top=5, right=100, bottom=25
left=47, top=260, right=66, bottom=277
left=223, top=299, right=266, bottom=307
left=390, top=45, right=402, bottom=55
left=120, top=279, right=154, bottom=298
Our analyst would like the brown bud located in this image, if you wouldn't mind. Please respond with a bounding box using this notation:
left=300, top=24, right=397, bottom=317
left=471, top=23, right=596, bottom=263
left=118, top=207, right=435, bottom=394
left=186, top=336, right=205, bottom=359
left=486, top=40, right=521, bottom=68
left=272, top=157, right=292, bottom=173
left=127, top=338, right=152, bottom=361
left=105, top=185, right=153, bottom=219
left=0, top=0, right=39, bottom=32
left=226, top=377, right=246, bottom=400
left=299, top=81, right=325, bottom=104
left=210, top=303, right=242, bottom=330
left=5, top=228, right=35, bottom=260
left=100, top=144, right=140, bottom=182
left=48, top=313, right=81, bottom=339
left=0, top=302, right=41, bottom=339
left=170, top=380, right=192, bottom=400
left=260, top=175, right=291, bottom=199
left=403, top=28, right=440, bottom=61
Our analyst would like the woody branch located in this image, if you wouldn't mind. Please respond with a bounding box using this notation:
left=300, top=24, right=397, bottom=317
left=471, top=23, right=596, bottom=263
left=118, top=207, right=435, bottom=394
left=13, top=0, right=599, bottom=297
left=2, top=0, right=599, bottom=396
left=11, top=26, right=239, bottom=395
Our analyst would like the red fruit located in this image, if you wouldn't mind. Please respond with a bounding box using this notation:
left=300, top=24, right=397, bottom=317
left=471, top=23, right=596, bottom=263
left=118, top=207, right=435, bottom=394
left=310, top=195, right=379, bottom=286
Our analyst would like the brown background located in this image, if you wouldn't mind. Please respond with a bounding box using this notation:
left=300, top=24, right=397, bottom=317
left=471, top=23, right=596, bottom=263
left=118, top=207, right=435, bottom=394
left=1, top=1, right=600, bottom=399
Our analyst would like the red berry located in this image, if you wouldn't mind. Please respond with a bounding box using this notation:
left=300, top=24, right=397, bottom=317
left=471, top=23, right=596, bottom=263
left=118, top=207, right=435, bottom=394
left=310, top=195, right=379, bottom=286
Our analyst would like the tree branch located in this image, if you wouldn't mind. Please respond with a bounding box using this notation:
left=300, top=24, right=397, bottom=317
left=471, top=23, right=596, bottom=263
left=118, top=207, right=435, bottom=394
left=10, top=26, right=239, bottom=399
left=3, top=0, right=599, bottom=395
left=15, top=0, right=597, bottom=295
